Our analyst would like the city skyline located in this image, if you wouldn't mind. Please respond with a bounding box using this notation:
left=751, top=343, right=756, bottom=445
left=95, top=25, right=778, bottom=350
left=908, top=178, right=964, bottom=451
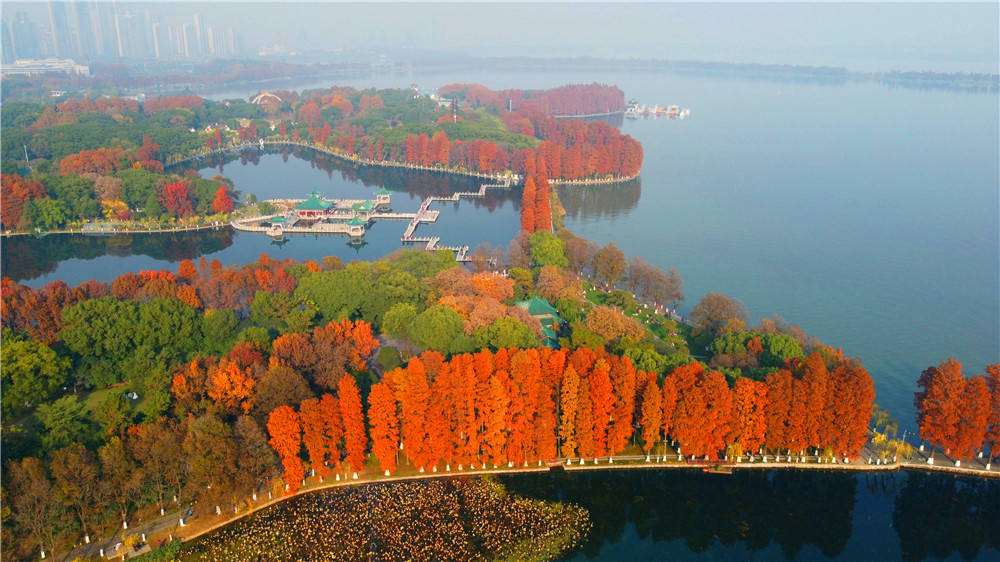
left=3, top=1, right=242, bottom=63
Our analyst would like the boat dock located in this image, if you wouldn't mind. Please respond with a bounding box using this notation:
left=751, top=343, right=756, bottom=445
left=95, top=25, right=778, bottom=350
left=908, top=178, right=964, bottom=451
left=231, top=178, right=509, bottom=261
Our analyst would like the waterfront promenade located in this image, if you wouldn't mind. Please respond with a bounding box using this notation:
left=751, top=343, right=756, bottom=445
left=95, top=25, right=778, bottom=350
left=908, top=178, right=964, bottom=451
left=56, top=443, right=997, bottom=561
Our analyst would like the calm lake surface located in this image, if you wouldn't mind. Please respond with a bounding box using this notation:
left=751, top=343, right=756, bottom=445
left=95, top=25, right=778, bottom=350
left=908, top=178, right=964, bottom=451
left=3, top=69, right=997, bottom=560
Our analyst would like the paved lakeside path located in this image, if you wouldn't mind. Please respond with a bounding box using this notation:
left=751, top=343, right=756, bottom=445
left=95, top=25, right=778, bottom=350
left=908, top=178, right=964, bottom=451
left=57, top=446, right=997, bottom=561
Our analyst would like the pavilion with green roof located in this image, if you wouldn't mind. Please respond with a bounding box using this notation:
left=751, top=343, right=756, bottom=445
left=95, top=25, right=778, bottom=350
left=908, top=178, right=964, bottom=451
left=515, top=296, right=564, bottom=348
left=294, top=190, right=332, bottom=218
left=351, top=200, right=374, bottom=214
left=375, top=187, right=391, bottom=206
left=346, top=215, right=366, bottom=238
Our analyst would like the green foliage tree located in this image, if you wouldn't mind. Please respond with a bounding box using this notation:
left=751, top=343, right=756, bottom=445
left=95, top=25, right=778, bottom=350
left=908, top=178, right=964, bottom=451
left=61, top=296, right=139, bottom=386
left=383, top=302, right=418, bottom=340
left=238, top=326, right=272, bottom=349
left=202, top=309, right=240, bottom=355
left=508, top=267, right=535, bottom=301
left=35, top=396, right=90, bottom=452
left=473, top=317, right=539, bottom=350
left=0, top=330, right=70, bottom=415
left=563, top=320, right=607, bottom=350
left=22, top=198, right=70, bottom=229
left=709, top=331, right=751, bottom=356
left=529, top=231, right=569, bottom=268
left=94, top=390, right=134, bottom=437
left=760, top=333, right=805, bottom=366
left=408, top=304, right=464, bottom=353
left=134, top=298, right=203, bottom=363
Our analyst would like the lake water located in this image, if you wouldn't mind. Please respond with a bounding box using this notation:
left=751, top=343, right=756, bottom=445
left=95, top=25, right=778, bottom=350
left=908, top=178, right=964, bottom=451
left=3, top=69, right=997, bottom=560
left=5, top=69, right=996, bottom=431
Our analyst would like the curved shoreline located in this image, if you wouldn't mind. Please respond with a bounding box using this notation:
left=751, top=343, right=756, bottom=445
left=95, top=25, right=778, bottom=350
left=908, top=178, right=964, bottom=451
left=2, top=140, right=638, bottom=238
left=166, top=454, right=998, bottom=550
left=169, top=139, right=640, bottom=186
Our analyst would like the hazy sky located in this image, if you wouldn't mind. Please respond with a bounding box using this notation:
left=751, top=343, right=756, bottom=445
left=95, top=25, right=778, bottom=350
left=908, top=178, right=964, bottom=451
left=5, top=2, right=998, bottom=73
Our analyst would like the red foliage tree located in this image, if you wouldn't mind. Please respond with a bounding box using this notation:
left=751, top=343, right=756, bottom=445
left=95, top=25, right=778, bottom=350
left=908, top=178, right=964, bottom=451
left=520, top=175, right=536, bottom=234
left=338, top=375, right=366, bottom=474
left=1, top=174, right=47, bottom=229
left=267, top=405, right=304, bottom=495
left=728, top=377, right=768, bottom=455
left=298, top=398, right=329, bottom=479
left=986, top=365, right=1000, bottom=459
left=639, top=373, right=662, bottom=454
left=915, top=359, right=966, bottom=456
left=59, top=147, right=132, bottom=176
left=159, top=182, right=194, bottom=218
left=211, top=185, right=234, bottom=214
left=368, top=382, right=399, bottom=474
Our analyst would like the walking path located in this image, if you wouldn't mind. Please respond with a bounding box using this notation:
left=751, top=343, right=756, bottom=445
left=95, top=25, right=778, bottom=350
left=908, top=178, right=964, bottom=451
left=55, top=443, right=997, bottom=560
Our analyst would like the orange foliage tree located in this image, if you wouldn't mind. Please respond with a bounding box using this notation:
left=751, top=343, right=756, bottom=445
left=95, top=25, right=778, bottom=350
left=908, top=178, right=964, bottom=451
left=207, top=360, right=255, bottom=414
left=338, top=375, right=366, bottom=474
left=267, top=405, right=304, bottom=495
left=367, top=382, right=399, bottom=474
left=1, top=174, right=47, bottom=229
left=59, top=148, right=132, bottom=176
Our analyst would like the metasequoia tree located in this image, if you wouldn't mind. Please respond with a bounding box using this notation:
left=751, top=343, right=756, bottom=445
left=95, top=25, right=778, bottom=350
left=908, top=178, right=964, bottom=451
left=368, top=382, right=400, bottom=474
left=267, top=406, right=304, bottom=495
left=338, top=375, right=366, bottom=473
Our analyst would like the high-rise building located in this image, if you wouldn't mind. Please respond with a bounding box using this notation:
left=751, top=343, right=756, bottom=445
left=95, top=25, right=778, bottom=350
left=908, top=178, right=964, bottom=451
left=10, top=12, right=43, bottom=59
left=151, top=20, right=163, bottom=59
left=113, top=9, right=149, bottom=58
left=182, top=22, right=195, bottom=58
left=72, top=1, right=97, bottom=59
left=205, top=26, right=216, bottom=56
left=192, top=12, right=203, bottom=55
left=2, top=20, right=15, bottom=64
left=95, top=2, right=117, bottom=56
left=47, top=1, right=75, bottom=58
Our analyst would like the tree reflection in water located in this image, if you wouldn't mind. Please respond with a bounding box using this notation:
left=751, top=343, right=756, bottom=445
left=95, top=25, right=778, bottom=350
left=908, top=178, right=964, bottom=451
left=502, top=468, right=857, bottom=559
left=1, top=229, right=234, bottom=282
left=893, top=471, right=1000, bottom=562
left=557, top=179, right=641, bottom=222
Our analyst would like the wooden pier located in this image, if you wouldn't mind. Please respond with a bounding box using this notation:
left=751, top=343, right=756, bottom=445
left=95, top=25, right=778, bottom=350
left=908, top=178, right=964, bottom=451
left=401, top=180, right=507, bottom=261
left=232, top=177, right=509, bottom=261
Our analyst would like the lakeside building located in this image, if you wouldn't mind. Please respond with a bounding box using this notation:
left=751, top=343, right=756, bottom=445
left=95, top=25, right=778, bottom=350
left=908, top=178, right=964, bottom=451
left=514, top=297, right=564, bottom=348
left=1, top=57, right=90, bottom=77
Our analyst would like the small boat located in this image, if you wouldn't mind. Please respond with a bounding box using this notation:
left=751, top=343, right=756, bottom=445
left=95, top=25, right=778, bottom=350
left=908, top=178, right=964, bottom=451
left=702, top=465, right=734, bottom=475
left=265, top=225, right=284, bottom=239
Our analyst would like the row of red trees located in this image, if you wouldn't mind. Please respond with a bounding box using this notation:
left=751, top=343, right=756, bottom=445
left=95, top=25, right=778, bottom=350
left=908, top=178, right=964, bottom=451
left=915, top=359, right=1000, bottom=461
left=273, top=120, right=640, bottom=182
left=273, top=84, right=641, bottom=181
left=267, top=375, right=367, bottom=495
left=520, top=152, right=552, bottom=234
left=266, top=346, right=876, bottom=491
